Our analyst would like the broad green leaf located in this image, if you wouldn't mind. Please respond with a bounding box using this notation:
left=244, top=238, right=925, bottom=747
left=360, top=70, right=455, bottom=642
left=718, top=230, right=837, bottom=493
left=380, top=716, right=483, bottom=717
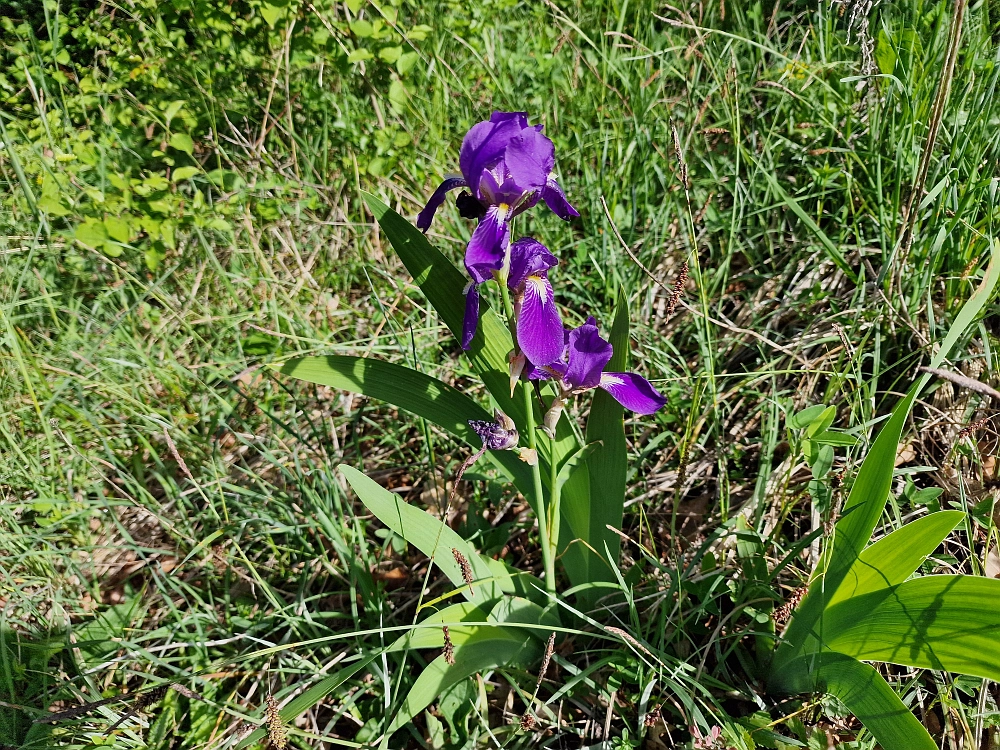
left=811, top=430, right=857, bottom=447
left=397, top=51, right=419, bottom=75
left=481, top=557, right=546, bottom=605
left=813, top=653, right=936, bottom=750
left=168, top=132, right=194, bottom=156
left=488, top=596, right=559, bottom=629
left=350, top=19, right=373, bottom=37
left=281, top=356, right=534, bottom=501
left=788, top=404, right=826, bottom=430
left=104, top=216, right=130, bottom=243
left=385, top=629, right=539, bottom=737
left=347, top=48, right=373, bottom=63
left=828, top=511, right=964, bottom=606
left=75, top=219, right=108, bottom=249
left=805, top=406, right=837, bottom=437
left=164, top=99, right=185, bottom=127
left=774, top=240, right=1000, bottom=674
left=823, top=575, right=1000, bottom=680
left=379, top=45, right=402, bottom=63
left=573, top=287, right=630, bottom=589
left=260, top=3, right=284, bottom=26
left=555, top=442, right=601, bottom=492
left=340, top=465, right=507, bottom=605
left=361, top=193, right=579, bottom=485
left=171, top=166, right=200, bottom=181
left=388, top=78, right=408, bottom=111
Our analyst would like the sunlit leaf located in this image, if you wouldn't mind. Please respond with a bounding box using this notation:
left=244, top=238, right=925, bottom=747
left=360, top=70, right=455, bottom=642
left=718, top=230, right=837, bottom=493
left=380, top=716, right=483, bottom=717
left=281, top=356, right=535, bottom=500
left=340, top=464, right=509, bottom=605
left=823, top=575, right=1000, bottom=680
left=828, top=511, right=964, bottom=607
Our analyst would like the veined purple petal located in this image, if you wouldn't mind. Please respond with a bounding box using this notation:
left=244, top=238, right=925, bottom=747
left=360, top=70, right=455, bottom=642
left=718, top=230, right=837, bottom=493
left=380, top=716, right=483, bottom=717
left=469, top=418, right=519, bottom=451
left=541, top=176, right=580, bottom=220
left=564, top=320, right=612, bottom=390
left=459, top=112, right=529, bottom=195
left=598, top=372, right=667, bottom=415
left=416, top=176, right=467, bottom=231
left=503, top=127, right=554, bottom=191
left=508, top=237, right=557, bottom=290
left=517, top=275, right=564, bottom=366
left=464, top=205, right=510, bottom=283
left=461, top=283, right=480, bottom=350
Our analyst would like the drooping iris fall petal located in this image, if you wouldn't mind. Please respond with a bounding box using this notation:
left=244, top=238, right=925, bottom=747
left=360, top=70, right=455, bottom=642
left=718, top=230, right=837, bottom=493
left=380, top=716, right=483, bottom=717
left=464, top=206, right=510, bottom=283
left=598, top=372, right=667, bottom=415
left=416, top=175, right=468, bottom=231
left=540, top=177, right=580, bottom=220
left=516, top=275, right=564, bottom=366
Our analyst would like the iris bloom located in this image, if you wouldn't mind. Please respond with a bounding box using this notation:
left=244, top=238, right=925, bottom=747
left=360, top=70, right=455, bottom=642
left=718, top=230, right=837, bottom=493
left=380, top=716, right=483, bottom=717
left=463, top=237, right=564, bottom=365
left=416, top=111, right=578, bottom=289
left=535, top=318, right=667, bottom=433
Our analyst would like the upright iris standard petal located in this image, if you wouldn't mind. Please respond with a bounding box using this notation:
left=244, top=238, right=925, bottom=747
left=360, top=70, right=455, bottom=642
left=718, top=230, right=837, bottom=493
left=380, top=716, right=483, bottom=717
left=503, top=127, right=554, bottom=190
left=564, top=319, right=613, bottom=390
left=416, top=176, right=468, bottom=231
left=459, top=112, right=529, bottom=196
left=461, top=283, right=480, bottom=351
left=508, top=237, right=557, bottom=289
left=516, top=275, right=564, bottom=366
left=598, top=372, right=667, bottom=415
left=464, top=205, right=510, bottom=283
left=540, top=177, right=580, bottom=220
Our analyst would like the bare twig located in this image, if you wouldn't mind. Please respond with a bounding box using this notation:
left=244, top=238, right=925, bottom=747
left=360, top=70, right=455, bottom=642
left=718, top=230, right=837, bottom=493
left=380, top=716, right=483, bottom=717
left=919, top=367, right=1000, bottom=401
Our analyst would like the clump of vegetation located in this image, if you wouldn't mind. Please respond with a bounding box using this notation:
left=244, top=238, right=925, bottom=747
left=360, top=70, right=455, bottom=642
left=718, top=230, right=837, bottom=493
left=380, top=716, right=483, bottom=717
left=3, top=0, right=1000, bottom=748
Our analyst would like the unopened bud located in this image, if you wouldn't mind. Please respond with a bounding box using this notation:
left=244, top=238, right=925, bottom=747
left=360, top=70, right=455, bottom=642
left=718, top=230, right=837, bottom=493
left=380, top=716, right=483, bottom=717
left=542, top=398, right=565, bottom=438
left=508, top=351, right=526, bottom=396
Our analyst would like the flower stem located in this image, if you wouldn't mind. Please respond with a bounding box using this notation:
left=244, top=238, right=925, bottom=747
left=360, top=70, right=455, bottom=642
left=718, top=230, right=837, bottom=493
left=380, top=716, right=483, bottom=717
left=499, top=282, right=556, bottom=595
left=546, top=430, right=561, bottom=581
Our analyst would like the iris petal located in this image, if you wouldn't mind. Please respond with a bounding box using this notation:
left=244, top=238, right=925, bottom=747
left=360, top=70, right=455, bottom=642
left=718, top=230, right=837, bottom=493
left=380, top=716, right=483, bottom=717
left=517, top=275, right=564, bottom=366
left=540, top=176, right=580, bottom=220
left=464, top=205, right=510, bottom=283
left=459, top=112, right=528, bottom=195
left=564, top=321, right=613, bottom=390
left=507, top=237, right=557, bottom=290
left=598, top=372, right=667, bottom=415
left=416, top=176, right=468, bottom=231
left=503, top=127, right=555, bottom=191
left=461, top=283, right=480, bottom=351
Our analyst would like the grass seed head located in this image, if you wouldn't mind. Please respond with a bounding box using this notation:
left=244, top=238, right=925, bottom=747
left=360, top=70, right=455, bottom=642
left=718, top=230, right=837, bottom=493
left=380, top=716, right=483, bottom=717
left=265, top=694, right=287, bottom=750
left=667, top=261, right=689, bottom=315
left=442, top=625, right=456, bottom=665
left=451, top=548, right=475, bottom=594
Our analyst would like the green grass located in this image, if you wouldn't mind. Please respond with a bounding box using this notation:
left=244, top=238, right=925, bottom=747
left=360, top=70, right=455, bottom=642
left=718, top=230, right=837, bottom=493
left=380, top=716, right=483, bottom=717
left=2, top=0, right=1000, bottom=747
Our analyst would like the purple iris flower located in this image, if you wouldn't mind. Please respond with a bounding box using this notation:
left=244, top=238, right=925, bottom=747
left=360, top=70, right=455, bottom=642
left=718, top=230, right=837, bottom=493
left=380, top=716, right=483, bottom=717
left=536, top=318, right=667, bottom=433
left=416, top=111, right=578, bottom=289
left=463, top=237, right=564, bottom=363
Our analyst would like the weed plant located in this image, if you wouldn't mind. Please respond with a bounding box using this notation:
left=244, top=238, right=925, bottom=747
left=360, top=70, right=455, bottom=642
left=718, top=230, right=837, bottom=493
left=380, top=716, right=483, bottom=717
left=3, top=0, right=1000, bottom=748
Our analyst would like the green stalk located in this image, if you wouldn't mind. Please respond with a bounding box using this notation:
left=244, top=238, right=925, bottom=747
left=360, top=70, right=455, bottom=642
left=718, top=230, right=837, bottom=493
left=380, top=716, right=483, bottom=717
left=499, top=281, right=556, bottom=595
left=546, top=431, right=561, bottom=583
